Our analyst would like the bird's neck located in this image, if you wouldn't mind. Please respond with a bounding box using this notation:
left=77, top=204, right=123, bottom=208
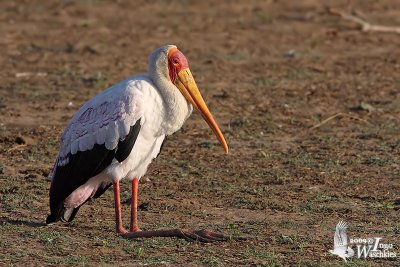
left=151, top=74, right=193, bottom=135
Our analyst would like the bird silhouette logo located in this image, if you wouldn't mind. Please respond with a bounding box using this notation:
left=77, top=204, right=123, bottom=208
left=329, top=220, right=355, bottom=262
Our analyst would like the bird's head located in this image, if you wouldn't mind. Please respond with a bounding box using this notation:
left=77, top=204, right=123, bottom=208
left=150, top=45, right=228, bottom=154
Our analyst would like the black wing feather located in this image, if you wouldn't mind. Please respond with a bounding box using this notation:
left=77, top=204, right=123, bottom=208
left=115, top=120, right=141, bottom=162
left=46, top=120, right=141, bottom=224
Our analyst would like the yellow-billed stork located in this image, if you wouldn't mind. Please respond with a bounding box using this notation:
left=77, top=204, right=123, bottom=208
left=46, top=45, right=231, bottom=242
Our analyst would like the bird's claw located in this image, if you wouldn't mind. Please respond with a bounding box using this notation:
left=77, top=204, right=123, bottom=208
left=118, top=228, right=248, bottom=243
left=179, top=229, right=227, bottom=243
left=178, top=229, right=247, bottom=243
left=116, top=226, right=128, bottom=234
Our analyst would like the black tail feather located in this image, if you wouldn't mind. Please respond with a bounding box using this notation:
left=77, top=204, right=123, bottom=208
left=60, top=207, right=80, bottom=223
left=46, top=202, right=64, bottom=224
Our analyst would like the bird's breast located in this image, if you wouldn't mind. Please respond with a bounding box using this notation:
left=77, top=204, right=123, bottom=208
left=105, top=130, right=165, bottom=182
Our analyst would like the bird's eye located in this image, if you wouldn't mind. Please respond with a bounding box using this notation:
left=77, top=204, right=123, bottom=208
left=173, top=58, right=179, bottom=65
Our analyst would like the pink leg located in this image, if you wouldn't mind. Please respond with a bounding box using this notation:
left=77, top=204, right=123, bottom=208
left=113, top=181, right=127, bottom=234
left=116, top=178, right=244, bottom=243
left=130, top=178, right=141, bottom=232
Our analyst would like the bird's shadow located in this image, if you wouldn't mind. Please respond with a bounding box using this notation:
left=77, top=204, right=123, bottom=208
left=1, top=217, right=109, bottom=231
left=0, top=217, right=46, bottom=228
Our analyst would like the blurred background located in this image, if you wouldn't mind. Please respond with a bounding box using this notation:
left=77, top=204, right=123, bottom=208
left=0, top=0, right=399, bottom=266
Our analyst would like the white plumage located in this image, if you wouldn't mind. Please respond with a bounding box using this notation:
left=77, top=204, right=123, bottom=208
left=47, top=44, right=229, bottom=242
left=329, top=220, right=354, bottom=262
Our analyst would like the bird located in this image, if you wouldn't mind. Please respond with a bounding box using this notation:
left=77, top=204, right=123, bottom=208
left=329, top=220, right=354, bottom=262
left=46, top=45, right=231, bottom=242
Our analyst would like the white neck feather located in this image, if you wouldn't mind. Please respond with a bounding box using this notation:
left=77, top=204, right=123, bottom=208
left=148, top=45, right=193, bottom=135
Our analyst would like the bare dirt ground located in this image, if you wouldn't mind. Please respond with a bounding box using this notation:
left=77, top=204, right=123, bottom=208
left=0, top=0, right=399, bottom=266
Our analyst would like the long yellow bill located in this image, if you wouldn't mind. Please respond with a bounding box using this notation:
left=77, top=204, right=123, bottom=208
left=175, top=68, right=229, bottom=154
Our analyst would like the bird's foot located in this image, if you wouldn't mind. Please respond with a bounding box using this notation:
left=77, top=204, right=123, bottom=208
left=121, top=228, right=247, bottom=243
left=178, top=229, right=230, bottom=243
left=116, top=226, right=128, bottom=234
left=130, top=227, right=142, bottom=232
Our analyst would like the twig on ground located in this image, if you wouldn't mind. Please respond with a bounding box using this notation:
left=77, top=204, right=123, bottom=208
left=310, top=112, right=372, bottom=130
left=328, top=8, right=400, bottom=34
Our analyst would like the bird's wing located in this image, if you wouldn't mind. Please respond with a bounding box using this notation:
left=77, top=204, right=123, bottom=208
left=56, top=78, right=147, bottom=166
left=333, top=220, right=350, bottom=249
left=47, top=77, right=150, bottom=222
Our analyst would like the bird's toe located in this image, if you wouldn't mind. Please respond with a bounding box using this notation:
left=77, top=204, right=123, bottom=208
left=178, top=229, right=244, bottom=243
left=116, top=226, right=129, bottom=234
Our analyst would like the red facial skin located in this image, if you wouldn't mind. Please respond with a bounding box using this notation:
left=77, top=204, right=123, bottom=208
left=168, top=48, right=189, bottom=83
